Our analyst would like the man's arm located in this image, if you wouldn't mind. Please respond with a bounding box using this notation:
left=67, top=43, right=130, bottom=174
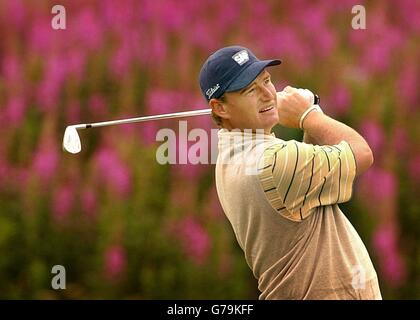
left=302, top=131, right=316, bottom=144
left=302, top=112, right=373, bottom=176
left=277, top=87, right=373, bottom=177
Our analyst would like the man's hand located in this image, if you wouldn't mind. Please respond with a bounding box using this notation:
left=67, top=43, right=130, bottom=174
left=277, top=86, right=312, bottom=129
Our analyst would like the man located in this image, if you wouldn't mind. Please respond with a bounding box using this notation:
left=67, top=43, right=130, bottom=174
left=199, top=45, right=382, bottom=299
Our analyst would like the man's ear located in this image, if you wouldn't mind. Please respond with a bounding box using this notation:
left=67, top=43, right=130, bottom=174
left=209, top=98, right=230, bottom=120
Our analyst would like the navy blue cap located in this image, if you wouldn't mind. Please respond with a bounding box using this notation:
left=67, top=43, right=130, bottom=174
left=199, top=46, right=281, bottom=101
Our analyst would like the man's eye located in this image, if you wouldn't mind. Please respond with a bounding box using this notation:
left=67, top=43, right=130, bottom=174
left=247, top=88, right=255, bottom=94
left=264, top=78, right=271, bottom=84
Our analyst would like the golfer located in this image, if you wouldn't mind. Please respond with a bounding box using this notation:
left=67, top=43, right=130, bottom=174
left=199, top=46, right=382, bottom=299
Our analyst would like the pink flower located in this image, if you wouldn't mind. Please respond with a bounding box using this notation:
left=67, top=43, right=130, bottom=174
left=5, top=96, right=26, bottom=127
left=145, top=89, right=181, bottom=115
left=37, top=79, right=61, bottom=112
left=102, top=0, right=135, bottom=29
left=394, top=0, right=420, bottom=33
left=66, top=100, right=82, bottom=124
left=94, top=147, right=132, bottom=197
left=216, top=1, right=240, bottom=30
left=174, top=163, right=206, bottom=182
left=140, top=122, right=159, bottom=145
left=314, top=28, right=336, bottom=57
left=120, top=118, right=137, bottom=138
left=74, top=9, right=104, bottom=51
left=408, top=154, right=420, bottom=184
left=29, top=18, right=54, bottom=53
left=188, top=22, right=218, bottom=51
left=358, top=14, right=405, bottom=75
left=123, top=30, right=142, bottom=61
left=297, top=4, right=337, bottom=56
left=37, top=56, right=68, bottom=111
left=2, top=55, right=22, bottom=83
left=299, top=5, right=326, bottom=30
left=52, top=185, right=74, bottom=221
left=66, top=50, right=86, bottom=81
left=176, top=217, right=211, bottom=265
left=397, top=65, right=418, bottom=111
left=160, top=0, right=187, bottom=32
left=111, top=43, right=132, bottom=77
left=261, top=26, right=311, bottom=70
left=251, top=1, right=270, bottom=18
left=32, top=143, right=59, bottom=185
left=348, top=28, right=366, bottom=47
left=4, top=0, right=26, bottom=29
left=81, top=188, right=97, bottom=217
left=205, top=188, right=224, bottom=219
left=372, top=226, right=406, bottom=286
left=325, top=85, right=351, bottom=117
left=391, top=126, right=409, bottom=155
left=150, top=32, right=167, bottom=64
left=360, top=41, right=392, bottom=74
left=88, top=94, right=108, bottom=119
left=359, top=120, right=385, bottom=158
left=172, top=134, right=206, bottom=182
left=104, top=245, right=126, bottom=280
left=375, top=171, right=396, bottom=199
left=328, top=0, right=360, bottom=12
left=360, top=167, right=397, bottom=201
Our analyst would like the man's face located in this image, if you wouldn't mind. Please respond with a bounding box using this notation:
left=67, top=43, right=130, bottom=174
left=216, top=70, right=278, bottom=134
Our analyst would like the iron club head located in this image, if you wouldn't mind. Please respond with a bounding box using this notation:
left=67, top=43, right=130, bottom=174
left=63, top=126, right=82, bottom=154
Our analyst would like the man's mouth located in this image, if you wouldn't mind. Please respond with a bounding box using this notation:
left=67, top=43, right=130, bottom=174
left=259, top=106, right=274, bottom=113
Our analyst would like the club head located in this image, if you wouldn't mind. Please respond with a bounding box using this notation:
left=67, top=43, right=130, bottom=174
left=63, top=126, right=81, bottom=154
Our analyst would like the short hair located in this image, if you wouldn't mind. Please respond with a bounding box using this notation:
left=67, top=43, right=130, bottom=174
left=211, top=95, right=225, bottom=127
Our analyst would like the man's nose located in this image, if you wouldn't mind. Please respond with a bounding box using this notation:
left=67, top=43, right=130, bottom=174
left=259, top=85, right=273, bottom=101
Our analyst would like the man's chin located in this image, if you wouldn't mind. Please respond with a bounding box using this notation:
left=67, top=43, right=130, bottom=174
left=262, top=117, right=279, bottom=132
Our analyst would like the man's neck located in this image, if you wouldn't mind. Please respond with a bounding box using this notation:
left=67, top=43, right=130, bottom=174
left=221, top=126, right=273, bottom=136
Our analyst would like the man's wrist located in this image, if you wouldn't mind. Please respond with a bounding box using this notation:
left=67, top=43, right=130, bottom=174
left=299, top=106, right=323, bottom=130
left=301, top=108, right=324, bottom=131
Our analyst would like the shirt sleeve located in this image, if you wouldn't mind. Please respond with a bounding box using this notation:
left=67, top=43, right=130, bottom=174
left=258, top=139, right=357, bottom=222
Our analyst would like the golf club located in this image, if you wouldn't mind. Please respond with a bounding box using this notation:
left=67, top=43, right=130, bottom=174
left=63, top=108, right=212, bottom=154
left=62, top=94, right=319, bottom=154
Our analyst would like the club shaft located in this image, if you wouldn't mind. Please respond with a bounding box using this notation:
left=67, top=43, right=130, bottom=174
left=74, top=109, right=212, bottom=130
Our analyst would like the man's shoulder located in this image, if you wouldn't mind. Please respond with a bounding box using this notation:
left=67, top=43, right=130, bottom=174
left=259, top=138, right=298, bottom=160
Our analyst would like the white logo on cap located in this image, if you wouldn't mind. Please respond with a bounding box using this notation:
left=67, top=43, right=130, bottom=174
left=232, top=50, right=249, bottom=65
left=206, top=83, right=220, bottom=99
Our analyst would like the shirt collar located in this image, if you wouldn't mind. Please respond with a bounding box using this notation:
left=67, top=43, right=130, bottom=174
left=217, top=128, right=276, bottom=149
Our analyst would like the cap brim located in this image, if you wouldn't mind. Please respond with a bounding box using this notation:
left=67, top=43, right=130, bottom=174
left=225, top=59, right=281, bottom=93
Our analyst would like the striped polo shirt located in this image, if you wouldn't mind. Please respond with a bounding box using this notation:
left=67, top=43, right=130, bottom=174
left=258, top=139, right=356, bottom=222
left=215, top=129, right=382, bottom=299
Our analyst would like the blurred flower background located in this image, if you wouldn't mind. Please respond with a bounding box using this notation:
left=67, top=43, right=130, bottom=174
left=0, top=0, right=418, bottom=299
